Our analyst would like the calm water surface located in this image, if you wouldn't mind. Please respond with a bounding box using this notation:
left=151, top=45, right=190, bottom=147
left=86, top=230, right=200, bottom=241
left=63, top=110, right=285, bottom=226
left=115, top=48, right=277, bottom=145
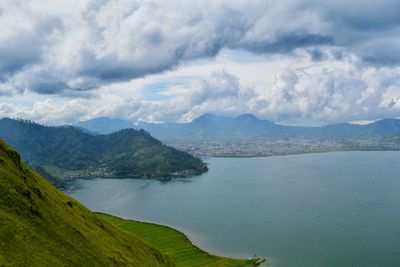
left=66, top=152, right=400, bottom=267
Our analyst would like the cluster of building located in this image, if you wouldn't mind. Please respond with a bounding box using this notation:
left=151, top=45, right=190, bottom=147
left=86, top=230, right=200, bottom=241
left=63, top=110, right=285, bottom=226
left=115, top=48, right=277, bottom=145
left=170, top=138, right=399, bottom=157
left=60, top=167, right=116, bottom=179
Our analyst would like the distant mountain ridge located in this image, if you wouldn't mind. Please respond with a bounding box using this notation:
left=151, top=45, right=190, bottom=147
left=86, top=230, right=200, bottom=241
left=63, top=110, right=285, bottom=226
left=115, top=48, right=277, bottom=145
left=73, top=114, right=400, bottom=142
left=74, top=117, right=136, bottom=135
left=0, top=118, right=207, bottom=182
left=136, top=114, right=400, bottom=142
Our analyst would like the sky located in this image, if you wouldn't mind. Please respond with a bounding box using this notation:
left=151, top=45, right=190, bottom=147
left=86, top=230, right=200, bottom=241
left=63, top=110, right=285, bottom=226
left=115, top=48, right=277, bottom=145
left=0, top=0, right=399, bottom=126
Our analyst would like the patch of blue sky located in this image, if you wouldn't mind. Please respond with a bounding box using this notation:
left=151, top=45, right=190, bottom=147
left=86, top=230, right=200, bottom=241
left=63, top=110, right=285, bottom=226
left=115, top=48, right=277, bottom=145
left=141, top=77, right=195, bottom=101
left=142, top=82, right=171, bottom=101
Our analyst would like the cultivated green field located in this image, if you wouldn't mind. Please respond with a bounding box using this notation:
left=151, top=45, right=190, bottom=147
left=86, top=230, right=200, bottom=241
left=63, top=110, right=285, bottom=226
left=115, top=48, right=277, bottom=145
left=99, top=213, right=265, bottom=267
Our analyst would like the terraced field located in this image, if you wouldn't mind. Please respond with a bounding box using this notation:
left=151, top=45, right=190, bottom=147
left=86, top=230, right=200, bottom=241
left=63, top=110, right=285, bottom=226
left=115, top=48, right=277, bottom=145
left=98, top=213, right=264, bottom=267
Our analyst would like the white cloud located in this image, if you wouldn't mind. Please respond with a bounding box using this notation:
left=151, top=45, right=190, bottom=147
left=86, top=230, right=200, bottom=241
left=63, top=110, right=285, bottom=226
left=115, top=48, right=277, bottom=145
left=0, top=0, right=400, bottom=125
left=1, top=54, right=399, bottom=125
left=1, top=0, right=399, bottom=94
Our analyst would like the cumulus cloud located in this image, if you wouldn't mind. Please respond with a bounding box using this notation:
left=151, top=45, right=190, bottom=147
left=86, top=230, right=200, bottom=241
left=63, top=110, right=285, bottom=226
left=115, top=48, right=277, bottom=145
left=0, top=0, right=399, bottom=125
left=0, top=0, right=399, bottom=95
left=2, top=62, right=399, bottom=125
left=251, top=62, right=400, bottom=124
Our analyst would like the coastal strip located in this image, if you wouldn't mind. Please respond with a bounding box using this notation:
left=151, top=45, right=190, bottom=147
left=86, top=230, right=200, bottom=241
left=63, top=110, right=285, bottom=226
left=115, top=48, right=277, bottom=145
left=97, top=213, right=266, bottom=267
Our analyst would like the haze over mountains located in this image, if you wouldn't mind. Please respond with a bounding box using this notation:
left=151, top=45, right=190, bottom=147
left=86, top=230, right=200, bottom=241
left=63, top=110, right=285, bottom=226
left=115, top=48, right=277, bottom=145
left=74, top=114, right=400, bottom=142
left=74, top=117, right=136, bottom=135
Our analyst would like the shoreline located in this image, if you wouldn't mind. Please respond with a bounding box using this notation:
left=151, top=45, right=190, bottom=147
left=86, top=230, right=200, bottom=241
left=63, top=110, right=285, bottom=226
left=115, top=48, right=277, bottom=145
left=96, top=212, right=267, bottom=267
left=196, top=148, right=400, bottom=159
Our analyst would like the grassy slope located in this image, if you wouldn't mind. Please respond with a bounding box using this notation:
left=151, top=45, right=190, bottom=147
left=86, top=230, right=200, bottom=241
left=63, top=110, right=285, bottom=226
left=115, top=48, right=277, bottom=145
left=0, top=140, right=175, bottom=267
left=99, top=214, right=261, bottom=267
left=0, top=140, right=257, bottom=266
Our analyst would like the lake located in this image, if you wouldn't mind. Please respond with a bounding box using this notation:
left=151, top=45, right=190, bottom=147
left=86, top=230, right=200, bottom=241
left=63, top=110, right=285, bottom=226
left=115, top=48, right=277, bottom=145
left=66, top=151, right=400, bottom=267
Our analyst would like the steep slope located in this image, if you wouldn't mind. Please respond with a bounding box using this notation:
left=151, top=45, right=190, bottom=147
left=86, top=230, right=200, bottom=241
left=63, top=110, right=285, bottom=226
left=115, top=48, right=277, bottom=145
left=74, top=117, right=136, bottom=135
left=0, top=118, right=207, bottom=179
left=0, top=140, right=175, bottom=266
left=30, top=164, right=65, bottom=188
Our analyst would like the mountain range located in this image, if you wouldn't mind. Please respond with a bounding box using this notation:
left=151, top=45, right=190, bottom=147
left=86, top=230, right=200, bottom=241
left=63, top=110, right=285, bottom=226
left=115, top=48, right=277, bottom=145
left=0, top=118, right=207, bottom=184
left=74, top=114, right=400, bottom=142
left=74, top=117, right=136, bottom=135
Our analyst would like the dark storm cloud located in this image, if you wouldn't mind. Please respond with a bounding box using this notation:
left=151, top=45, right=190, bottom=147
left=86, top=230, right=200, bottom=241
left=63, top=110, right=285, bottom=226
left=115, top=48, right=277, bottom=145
left=0, top=15, right=62, bottom=82
left=0, top=0, right=399, bottom=94
left=309, top=49, right=327, bottom=61
left=241, top=33, right=334, bottom=54
left=313, top=0, right=400, bottom=65
left=30, top=80, right=70, bottom=95
left=320, top=0, right=400, bottom=31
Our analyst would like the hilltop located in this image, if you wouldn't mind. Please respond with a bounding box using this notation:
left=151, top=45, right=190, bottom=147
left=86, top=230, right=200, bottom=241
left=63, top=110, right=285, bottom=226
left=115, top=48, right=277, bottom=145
left=74, top=117, right=136, bottom=135
left=0, top=118, right=207, bottom=183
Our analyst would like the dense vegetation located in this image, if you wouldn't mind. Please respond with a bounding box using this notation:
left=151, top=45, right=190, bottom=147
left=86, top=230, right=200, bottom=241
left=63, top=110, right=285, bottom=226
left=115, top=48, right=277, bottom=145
left=0, top=140, right=175, bottom=266
left=0, top=118, right=207, bottom=180
left=99, top=214, right=263, bottom=267
left=0, top=141, right=256, bottom=266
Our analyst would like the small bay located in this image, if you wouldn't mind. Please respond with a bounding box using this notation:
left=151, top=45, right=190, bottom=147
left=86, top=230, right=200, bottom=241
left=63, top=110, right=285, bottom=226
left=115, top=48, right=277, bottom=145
left=66, top=151, right=400, bottom=267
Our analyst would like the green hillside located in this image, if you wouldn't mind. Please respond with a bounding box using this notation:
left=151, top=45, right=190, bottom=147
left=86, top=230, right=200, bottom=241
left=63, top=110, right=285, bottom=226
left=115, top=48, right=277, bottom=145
left=0, top=118, right=207, bottom=181
left=0, top=139, right=176, bottom=266
left=99, top=214, right=265, bottom=267
left=0, top=140, right=258, bottom=266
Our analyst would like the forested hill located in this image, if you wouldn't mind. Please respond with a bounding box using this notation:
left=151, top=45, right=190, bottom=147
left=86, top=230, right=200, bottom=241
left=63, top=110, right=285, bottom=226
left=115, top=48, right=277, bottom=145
left=0, top=118, right=207, bottom=181
left=74, top=116, right=136, bottom=135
